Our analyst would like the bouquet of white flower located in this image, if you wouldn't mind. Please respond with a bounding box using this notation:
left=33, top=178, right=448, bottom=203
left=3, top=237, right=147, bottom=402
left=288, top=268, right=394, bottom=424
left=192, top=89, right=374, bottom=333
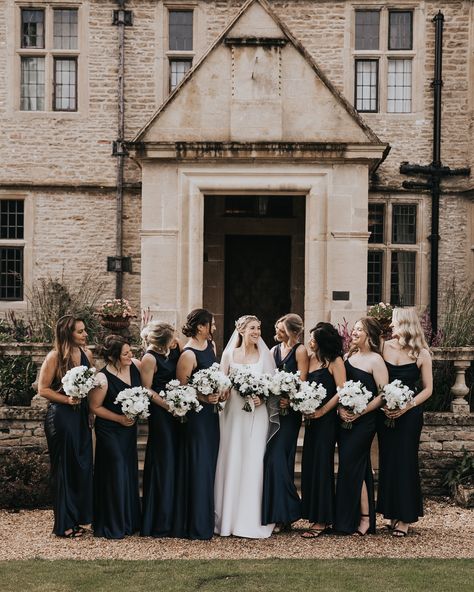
left=337, top=380, right=373, bottom=429
left=269, top=369, right=302, bottom=416
left=290, top=380, right=327, bottom=425
left=381, top=379, right=414, bottom=428
left=190, top=362, right=231, bottom=413
left=229, top=366, right=271, bottom=412
left=61, top=365, right=98, bottom=408
left=159, top=380, right=202, bottom=423
left=114, top=386, right=150, bottom=421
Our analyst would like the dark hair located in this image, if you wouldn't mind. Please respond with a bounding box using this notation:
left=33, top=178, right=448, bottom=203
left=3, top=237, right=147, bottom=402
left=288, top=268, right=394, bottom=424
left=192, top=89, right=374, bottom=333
left=182, top=308, right=213, bottom=337
left=310, top=322, right=343, bottom=366
left=101, top=334, right=129, bottom=365
left=54, top=315, right=86, bottom=380
left=348, top=316, right=383, bottom=356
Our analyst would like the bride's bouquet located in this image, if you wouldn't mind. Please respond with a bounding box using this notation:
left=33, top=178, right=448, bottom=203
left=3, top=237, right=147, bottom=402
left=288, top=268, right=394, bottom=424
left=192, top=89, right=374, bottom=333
left=61, top=365, right=99, bottom=408
left=159, top=379, right=202, bottom=423
left=290, top=380, right=327, bottom=425
left=190, top=362, right=231, bottom=413
left=381, top=379, right=414, bottom=428
left=229, top=366, right=271, bottom=412
left=114, top=386, right=150, bottom=421
left=337, top=380, right=373, bottom=429
left=269, top=369, right=302, bottom=416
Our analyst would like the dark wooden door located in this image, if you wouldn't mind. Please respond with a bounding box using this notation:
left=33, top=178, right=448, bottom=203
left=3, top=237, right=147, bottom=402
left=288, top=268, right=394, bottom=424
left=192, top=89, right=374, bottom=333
left=224, top=235, right=292, bottom=347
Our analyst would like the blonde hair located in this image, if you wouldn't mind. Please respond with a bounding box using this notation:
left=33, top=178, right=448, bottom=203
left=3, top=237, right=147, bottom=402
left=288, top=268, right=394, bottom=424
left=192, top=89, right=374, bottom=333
left=392, top=308, right=429, bottom=359
left=276, top=313, right=304, bottom=340
left=235, top=315, right=260, bottom=347
left=141, top=321, right=175, bottom=355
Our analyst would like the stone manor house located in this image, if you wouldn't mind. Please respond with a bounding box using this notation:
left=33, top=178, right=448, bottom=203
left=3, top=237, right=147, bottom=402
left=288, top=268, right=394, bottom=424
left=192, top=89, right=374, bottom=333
left=0, top=0, right=473, bottom=349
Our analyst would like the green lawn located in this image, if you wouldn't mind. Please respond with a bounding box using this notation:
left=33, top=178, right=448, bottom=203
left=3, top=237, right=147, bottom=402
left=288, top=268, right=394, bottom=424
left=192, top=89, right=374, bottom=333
left=0, top=559, right=472, bottom=592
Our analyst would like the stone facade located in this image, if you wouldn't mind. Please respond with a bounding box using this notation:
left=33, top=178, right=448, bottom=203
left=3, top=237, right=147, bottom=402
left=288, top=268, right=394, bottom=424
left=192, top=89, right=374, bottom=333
left=0, top=0, right=472, bottom=323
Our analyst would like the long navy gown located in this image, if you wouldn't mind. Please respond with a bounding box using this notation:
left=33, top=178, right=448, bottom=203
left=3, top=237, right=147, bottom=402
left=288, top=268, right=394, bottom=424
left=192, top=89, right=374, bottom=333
left=44, top=349, right=93, bottom=536
left=173, top=340, right=219, bottom=540
left=141, top=346, right=181, bottom=537
left=301, top=367, right=338, bottom=525
left=93, top=362, right=141, bottom=539
left=377, top=361, right=424, bottom=523
left=334, top=360, right=378, bottom=534
left=262, top=344, right=302, bottom=525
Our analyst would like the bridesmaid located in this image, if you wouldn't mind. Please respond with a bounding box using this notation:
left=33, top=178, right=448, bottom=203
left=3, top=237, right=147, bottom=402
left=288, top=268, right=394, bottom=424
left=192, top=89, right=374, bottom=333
left=334, top=317, right=388, bottom=535
left=175, top=309, right=220, bottom=540
left=262, top=313, right=309, bottom=532
left=140, top=321, right=181, bottom=537
left=39, top=315, right=93, bottom=537
left=301, top=322, right=346, bottom=537
left=377, top=308, right=432, bottom=537
left=89, top=335, right=141, bottom=539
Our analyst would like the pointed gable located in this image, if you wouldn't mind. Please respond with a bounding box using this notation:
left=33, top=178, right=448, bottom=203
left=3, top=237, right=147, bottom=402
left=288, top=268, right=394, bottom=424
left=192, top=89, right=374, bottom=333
left=134, top=0, right=385, bottom=151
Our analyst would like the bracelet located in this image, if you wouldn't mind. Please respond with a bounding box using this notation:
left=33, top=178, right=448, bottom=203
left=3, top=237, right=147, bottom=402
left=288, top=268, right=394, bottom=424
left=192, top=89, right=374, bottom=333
left=412, top=399, right=417, bottom=407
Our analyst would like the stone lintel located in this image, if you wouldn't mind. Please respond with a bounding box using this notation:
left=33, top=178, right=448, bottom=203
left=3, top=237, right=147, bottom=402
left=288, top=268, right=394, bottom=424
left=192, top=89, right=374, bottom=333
left=224, top=37, right=287, bottom=47
left=135, top=141, right=387, bottom=163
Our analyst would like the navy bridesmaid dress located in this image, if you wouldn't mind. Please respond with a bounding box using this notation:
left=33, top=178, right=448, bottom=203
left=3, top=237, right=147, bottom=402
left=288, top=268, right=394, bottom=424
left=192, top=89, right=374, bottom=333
left=173, top=340, right=219, bottom=540
left=262, top=343, right=302, bottom=525
left=44, top=349, right=93, bottom=536
left=334, top=360, right=378, bottom=534
left=141, top=346, right=181, bottom=537
left=377, top=361, right=424, bottom=523
left=93, top=362, right=141, bottom=539
left=301, top=367, right=337, bottom=525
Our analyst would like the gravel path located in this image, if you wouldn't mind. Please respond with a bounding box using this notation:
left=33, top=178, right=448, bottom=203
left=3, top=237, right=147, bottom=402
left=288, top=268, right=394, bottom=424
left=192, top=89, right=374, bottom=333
left=0, top=498, right=472, bottom=560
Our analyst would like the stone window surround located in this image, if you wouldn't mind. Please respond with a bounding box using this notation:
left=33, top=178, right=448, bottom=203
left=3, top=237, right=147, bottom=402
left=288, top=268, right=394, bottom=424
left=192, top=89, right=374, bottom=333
left=157, top=1, right=206, bottom=102
left=347, top=2, right=424, bottom=116
left=368, top=194, right=428, bottom=308
left=140, top=164, right=373, bottom=339
left=0, top=192, right=34, bottom=311
left=11, top=1, right=89, bottom=117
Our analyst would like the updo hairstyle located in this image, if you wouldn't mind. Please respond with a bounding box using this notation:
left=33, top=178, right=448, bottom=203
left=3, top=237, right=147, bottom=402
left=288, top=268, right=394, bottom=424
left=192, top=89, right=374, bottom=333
left=182, top=308, right=214, bottom=338
left=141, top=321, right=175, bottom=355
left=309, top=322, right=343, bottom=366
left=101, top=334, right=129, bottom=366
left=235, top=315, right=260, bottom=348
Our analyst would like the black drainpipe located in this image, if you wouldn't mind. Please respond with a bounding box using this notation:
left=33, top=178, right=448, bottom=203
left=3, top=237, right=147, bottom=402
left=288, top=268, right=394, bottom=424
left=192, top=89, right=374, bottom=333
left=111, top=2, right=132, bottom=298
left=400, top=12, right=470, bottom=333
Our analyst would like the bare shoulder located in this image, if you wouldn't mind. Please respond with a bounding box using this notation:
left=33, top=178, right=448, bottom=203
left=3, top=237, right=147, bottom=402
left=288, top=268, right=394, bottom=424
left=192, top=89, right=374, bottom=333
left=296, top=343, right=309, bottom=357
left=94, top=371, right=108, bottom=390
left=132, top=358, right=141, bottom=370
left=418, top=348, right=432, bottom=365
left=331, top=356, right=345, bottom=370
left=371, top=351, right=387, bottom=368
left=141, top=352, right=157, bottom=365
left=44, top=350, right=59, bottom=365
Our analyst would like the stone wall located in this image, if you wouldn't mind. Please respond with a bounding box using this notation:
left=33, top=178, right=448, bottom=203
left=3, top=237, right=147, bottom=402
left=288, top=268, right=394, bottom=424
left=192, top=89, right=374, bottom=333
left=1, top=405, right=472, bottom=497
left=420, top=413, right=474, bottom=495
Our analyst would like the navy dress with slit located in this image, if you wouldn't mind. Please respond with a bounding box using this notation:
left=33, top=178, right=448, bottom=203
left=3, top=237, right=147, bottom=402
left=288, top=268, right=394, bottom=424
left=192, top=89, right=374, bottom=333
left=262, top=343, right=302, bottom=525
left=141, top=346, right=181, bottom=537
left=93, top=362, right=141, bottom=539
left=334, top=360, right=378, bottom=534
left=301, top=367, right=338, bottom=525
left=44, top=349, right=93, bottom=536
left=376, top=361, right=424, bottom=523
left=173, top=340, right=219, bottom=540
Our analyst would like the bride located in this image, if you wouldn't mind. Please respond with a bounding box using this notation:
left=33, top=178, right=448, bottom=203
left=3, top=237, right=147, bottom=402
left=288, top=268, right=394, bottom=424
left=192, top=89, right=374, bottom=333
left=214, top=315, right=279, bottom=538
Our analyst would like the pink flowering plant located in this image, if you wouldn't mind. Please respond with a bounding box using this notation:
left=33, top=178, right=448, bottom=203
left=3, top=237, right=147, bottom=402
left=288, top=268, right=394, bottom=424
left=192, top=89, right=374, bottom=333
left=98, top=298, right=135, bottom=319
left=367, top=302, right=394, bottom=322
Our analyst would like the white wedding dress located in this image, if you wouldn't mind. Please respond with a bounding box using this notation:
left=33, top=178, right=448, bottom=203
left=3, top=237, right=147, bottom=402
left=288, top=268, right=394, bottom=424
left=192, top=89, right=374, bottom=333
left=214, top=355, right=275, bottom=538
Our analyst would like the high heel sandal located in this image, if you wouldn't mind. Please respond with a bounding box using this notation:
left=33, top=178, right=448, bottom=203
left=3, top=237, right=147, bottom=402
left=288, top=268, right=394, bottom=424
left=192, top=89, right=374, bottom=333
left=357, top=514, right=370, bottom=536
